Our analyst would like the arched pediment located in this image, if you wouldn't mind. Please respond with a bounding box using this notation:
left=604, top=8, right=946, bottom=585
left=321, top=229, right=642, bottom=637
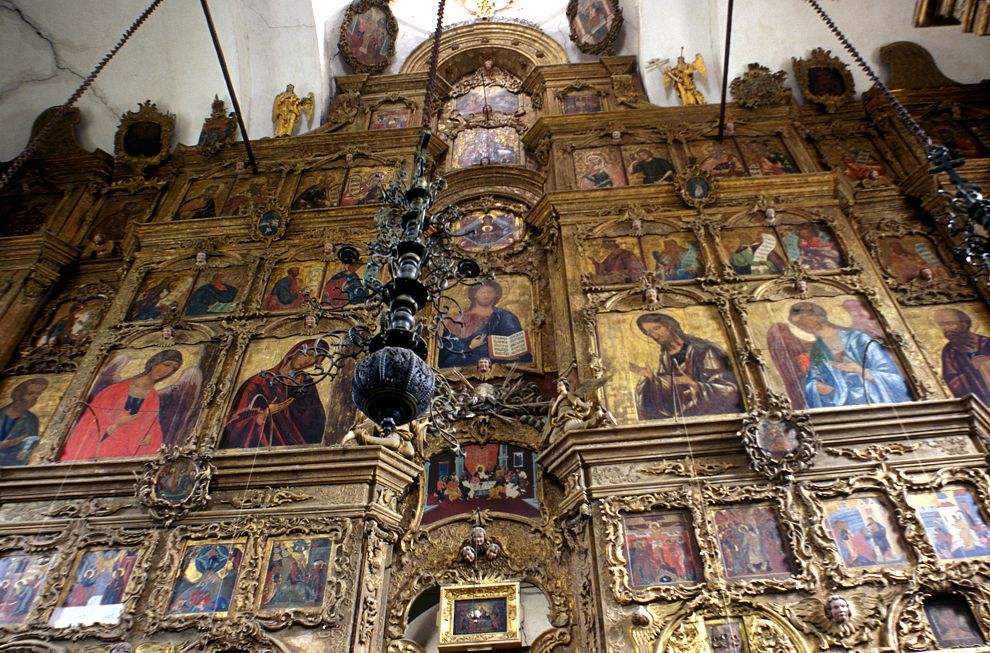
left=400, top=21, right=569, bottom=79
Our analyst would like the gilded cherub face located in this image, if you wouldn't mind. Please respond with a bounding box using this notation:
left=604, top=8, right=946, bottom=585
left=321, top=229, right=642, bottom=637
left=826, top=596, right=851, bottom=624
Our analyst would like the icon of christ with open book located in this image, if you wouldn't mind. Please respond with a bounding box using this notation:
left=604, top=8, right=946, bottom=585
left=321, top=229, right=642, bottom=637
left=438, top=279, right=532, bottom=368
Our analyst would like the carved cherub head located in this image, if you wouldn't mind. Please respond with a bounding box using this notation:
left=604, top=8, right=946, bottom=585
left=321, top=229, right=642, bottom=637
left=195, top=251, right=208, bottom=268
left=460, top=544, right=477, bottom=563
left=477, top=357, right=492, bottom=373
left=826, top=595, right=851, bottom=625
left=470, top=525, right=487, bottom=548
left=484, top=541, right=501, bottom=560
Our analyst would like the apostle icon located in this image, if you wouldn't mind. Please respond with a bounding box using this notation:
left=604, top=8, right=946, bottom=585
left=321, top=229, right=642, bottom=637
left=628, top=313, right=742, bottom=419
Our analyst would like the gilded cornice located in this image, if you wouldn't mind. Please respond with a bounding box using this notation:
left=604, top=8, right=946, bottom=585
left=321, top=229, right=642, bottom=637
left=172, top=128, right=447, bottom=172
left=521, top=56, right=638, bottom=87
left=523, top=103, right=799, bottom=149
left=435, top=166, right=546, bottom=209
left=0, top=232, right=77, bottom=270
left=0, top=445, right=419, bottom=508
left=539, top=398, right=990, bottom=494
left=527, top=172, right=840, bottom=229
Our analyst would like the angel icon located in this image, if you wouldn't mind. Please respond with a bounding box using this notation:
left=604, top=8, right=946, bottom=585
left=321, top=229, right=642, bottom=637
left=60, top=349, right=204, bottom=460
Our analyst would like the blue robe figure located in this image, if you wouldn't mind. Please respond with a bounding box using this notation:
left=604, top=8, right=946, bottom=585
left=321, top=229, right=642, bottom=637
left=787, top=302, right=912, bottom=408
left=438, top=280, right=531, bottom=368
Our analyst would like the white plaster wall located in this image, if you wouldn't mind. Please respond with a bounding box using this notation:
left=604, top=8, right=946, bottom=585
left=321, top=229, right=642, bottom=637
left=0, top=0, right=320, bottom=161
left=638, top=0, right=990, bottom=107
left=1, top=0, right=988, bottom=162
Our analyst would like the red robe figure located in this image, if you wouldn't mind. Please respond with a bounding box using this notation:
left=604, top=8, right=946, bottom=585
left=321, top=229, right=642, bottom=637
left=60, top=350, right=183, bottom=460
left=220, top=340, right=326, bottom=448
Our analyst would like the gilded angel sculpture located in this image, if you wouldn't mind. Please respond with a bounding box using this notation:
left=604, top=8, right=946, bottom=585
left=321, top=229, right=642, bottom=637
left=663, top=50, right=708, bottom=105
left=272, top=84, right=315, bottom=137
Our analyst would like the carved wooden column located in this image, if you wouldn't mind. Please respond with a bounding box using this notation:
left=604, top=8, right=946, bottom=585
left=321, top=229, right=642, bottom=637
left=0, top=233, right=78, bottom=369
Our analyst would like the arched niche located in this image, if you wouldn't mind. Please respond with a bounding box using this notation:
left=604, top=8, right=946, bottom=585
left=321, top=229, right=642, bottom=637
left=399, top=581, right=553, bottom=652
left=400, top=22, right=568, bottom=79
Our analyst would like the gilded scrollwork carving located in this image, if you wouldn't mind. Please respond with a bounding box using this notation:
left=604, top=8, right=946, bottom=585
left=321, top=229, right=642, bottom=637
left=135, top=446, right=215, bottom=526
left=385, top=519, right=573, bottom=645
left=357, top=518, right=400, bottom=647
left=40, top=498, right=129, bottom=520
left=739, top=409, right=818, bottom=481
left=222, top=488, right=313, bottom=510
left=638, top=458, right=735, bottom=478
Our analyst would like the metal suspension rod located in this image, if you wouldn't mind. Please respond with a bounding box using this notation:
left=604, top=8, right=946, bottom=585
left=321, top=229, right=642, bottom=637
left=716, top=0, right=735, bottom=141
left=0, top=0, right=166, bottom=190
left=199, top=0, right=258, bottom=174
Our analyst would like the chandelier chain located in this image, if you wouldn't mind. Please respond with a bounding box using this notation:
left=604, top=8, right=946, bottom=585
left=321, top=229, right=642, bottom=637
left=803, top=0, right=929, bottom=145
left=805, top=0, right=990, bottom=287
left=0, top=0, right=166, bottom=191
left=422, top=0, right=449, bottom=130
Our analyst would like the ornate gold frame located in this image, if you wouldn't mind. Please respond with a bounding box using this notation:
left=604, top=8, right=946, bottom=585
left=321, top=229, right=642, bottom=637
left=0, top=529, right=66, bottom=636
left=113, top=101, right=175, bottom=169
left=438, top=581, right=521, bottom=651
left=249, top=517, right=353, bottom=630
left=700, top=484, right=814, bottom=595
left=895, top=582, right=990, bottom=652
left=739, top=409, right=818, bottom=481
left=142, top=515, right=352, bottom=636
left=40, top=527, right=160, bottom=640
left=601, top=490, right=711, bottom=603
left=859, top=214, right=975, bottom=306
left=902, top=467, right=990, bottom=573
left=337, top=0, right=398, bottom=75
left=10, top=279, right=117, bottom=375
left=673, top=166, right=719, bottom=209
left=566, top=0, right=624, bottom=56
left=798, top=475, right=918, bottom=587
left=252, top=198, right=290, bottom=246
left=135, top=446, right=215, bottom=526
left=791, top=48, right=856, bottom=114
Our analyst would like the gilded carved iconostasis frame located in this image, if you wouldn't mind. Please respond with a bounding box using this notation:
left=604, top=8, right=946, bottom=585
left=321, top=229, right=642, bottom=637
left=0, top=10, right=989, bottom=653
